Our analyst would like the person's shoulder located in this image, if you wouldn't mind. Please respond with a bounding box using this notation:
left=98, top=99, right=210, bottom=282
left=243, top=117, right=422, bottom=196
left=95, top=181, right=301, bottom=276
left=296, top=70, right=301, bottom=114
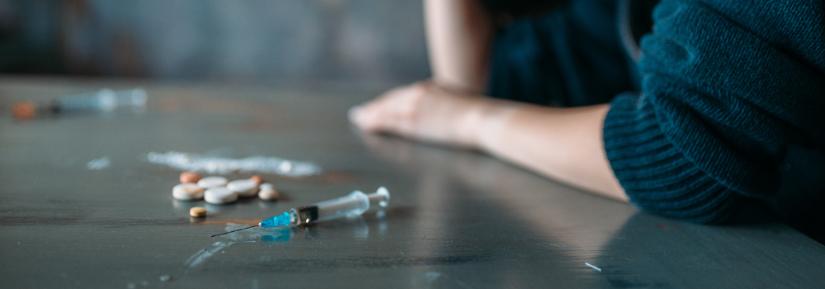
left=655, top=0, right=825, bottom=70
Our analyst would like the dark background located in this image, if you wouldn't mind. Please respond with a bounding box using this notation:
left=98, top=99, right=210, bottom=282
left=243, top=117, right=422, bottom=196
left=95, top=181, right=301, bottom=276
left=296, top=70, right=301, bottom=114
left=0, top=0, right=430, bottom=84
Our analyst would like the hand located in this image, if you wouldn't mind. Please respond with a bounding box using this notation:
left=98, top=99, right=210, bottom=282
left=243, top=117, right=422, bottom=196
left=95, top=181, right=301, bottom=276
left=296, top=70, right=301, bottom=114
left=350, top=81, right=626, bottom=201
left=349, top=81, right=490, bottom=148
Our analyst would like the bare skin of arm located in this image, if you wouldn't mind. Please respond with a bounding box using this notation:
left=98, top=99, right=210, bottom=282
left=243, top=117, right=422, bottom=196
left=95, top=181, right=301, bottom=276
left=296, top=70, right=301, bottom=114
left=350, top=1, right=627, bottom=202
left=474, top=99, right=627, bottom=201
left=425, top=0, right=492, bottom=93
left=350, top=83, right=627, bottom=202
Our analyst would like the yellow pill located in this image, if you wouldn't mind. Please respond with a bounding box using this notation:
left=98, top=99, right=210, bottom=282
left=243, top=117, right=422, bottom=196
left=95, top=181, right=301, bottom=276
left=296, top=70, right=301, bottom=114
left=189, top=207, right=207, bottom=218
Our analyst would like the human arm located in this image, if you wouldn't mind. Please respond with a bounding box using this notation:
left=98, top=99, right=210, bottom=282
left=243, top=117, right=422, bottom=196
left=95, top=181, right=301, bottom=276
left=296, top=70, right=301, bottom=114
left=475, top=102, right=626, bottom=201
left=425, top=0, right=492, bottom=93
left=352, top=0, right=825, bottom=224
left=350, top=82, right=627, bottom=202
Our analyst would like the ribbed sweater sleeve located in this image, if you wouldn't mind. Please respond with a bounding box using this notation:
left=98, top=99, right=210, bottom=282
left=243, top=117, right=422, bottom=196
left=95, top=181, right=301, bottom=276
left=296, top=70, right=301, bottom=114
left=603, top=0, right=825, bottom=223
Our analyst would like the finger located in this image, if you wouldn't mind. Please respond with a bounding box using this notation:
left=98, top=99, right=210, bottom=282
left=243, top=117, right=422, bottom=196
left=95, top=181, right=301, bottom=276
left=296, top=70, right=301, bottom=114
left=370, top=85, right=423, bottom=135
left=350, top=84, right=420, bottom=133
left=349, top=89, right=401, bottom=132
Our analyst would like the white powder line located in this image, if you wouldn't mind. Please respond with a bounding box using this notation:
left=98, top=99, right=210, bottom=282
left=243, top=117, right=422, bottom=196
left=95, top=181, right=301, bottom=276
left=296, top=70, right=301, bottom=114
left=585, top=262, right=602, bottom=272
left=86, top=157, right=111, bottom=170
left=146, top=151, right=321, bottom=176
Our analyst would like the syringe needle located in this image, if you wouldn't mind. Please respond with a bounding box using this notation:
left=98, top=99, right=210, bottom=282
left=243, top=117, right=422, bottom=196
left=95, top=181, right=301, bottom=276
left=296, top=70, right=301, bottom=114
left=210, top=224, right=258, bottom=237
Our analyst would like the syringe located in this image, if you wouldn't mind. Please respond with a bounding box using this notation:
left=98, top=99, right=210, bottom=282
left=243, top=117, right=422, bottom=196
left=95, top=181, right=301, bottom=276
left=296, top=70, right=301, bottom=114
left=211, top=187, right=390, bottom=237
left=11, top=88, right=147, bottom=120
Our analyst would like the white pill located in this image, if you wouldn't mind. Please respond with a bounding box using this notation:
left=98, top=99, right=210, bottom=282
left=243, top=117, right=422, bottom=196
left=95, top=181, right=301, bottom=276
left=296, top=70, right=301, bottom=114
left=227, top=179, right=258, bottom=198
left=204, top=187, right=237, bottom=204
left=172, top=183, right=205, bottom=201
left=197, top=176, right=228, bottom=189
left=258, top=183, right=279, bottom=201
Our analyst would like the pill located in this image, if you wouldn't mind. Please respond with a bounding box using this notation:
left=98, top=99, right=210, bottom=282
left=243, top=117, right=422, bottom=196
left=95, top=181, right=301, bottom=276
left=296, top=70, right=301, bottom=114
left=204, top=187, right=237, bottom=204
left=250, top=175, right=264, bottom=186
left=258, top=183, right=279, bottom=201
left=197, top=176, right=228, bottom=189
left=179, top=171, right=202, bottom=184
left=189, top=207, right=207, bottom=218
left=172, top=183, right=205, bottom=201
left=227, top=179, right=258, bottom=198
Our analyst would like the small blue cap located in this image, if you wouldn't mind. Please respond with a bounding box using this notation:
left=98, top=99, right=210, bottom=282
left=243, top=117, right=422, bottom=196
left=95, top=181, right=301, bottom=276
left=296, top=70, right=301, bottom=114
left=259, top=211, right=292, bottom=228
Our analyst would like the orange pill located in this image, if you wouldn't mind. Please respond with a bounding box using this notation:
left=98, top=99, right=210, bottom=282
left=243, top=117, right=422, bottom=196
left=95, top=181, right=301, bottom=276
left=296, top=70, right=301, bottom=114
left=11, top=101, right=36, bottom=120
left=179, top=171, right=202, bottom=184
left=250, top=175, right=264, bottom=185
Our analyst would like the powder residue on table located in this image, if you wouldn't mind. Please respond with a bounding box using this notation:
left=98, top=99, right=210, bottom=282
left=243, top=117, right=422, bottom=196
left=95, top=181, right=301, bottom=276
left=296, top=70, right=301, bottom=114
left=146, top=151, right=321, bottom=176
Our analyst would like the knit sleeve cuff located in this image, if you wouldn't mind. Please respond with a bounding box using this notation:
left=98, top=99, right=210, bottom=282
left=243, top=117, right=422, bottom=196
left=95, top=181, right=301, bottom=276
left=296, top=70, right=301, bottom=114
left=603, top=93, right=740, bottom=223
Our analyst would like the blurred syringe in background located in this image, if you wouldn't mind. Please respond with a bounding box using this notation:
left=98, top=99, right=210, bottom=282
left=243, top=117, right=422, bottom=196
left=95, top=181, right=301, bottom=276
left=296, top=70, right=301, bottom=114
left=11, top=88, right=147, bottom=120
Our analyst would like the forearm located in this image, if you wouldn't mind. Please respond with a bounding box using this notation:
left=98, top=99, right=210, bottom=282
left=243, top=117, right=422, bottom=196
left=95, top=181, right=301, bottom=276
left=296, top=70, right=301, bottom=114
left=473, top=102, right=627, bottom=202
left=424, top=0, right=492, bottom=93
left=350, top=82, right=626, bottom=201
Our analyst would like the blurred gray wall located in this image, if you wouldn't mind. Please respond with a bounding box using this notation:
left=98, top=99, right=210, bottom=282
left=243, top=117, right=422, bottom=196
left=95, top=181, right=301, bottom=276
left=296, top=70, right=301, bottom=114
left=0, top=0, right=430, bottom=83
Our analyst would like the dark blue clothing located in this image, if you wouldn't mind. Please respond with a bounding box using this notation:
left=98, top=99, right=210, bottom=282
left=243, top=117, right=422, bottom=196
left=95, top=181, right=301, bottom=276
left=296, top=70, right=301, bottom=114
left=487, top=0, right=638, bottom=106
left=486, top=0, right=825, bottom=240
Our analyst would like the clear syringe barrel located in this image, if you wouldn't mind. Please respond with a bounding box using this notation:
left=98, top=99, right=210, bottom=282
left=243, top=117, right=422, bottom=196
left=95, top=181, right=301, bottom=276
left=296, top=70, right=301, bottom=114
left=314, top=191, right=370, bottom=222
left=290, top=187, right=390, bottom=226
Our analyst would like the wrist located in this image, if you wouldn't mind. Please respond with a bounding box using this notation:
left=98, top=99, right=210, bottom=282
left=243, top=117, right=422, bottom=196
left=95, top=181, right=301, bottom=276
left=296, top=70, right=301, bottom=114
left=458, top=98, right=518, bottom=151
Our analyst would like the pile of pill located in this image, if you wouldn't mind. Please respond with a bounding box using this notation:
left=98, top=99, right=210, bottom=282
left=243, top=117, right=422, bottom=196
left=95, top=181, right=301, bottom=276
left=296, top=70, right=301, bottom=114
left=172, top=171, right=280, bottom=206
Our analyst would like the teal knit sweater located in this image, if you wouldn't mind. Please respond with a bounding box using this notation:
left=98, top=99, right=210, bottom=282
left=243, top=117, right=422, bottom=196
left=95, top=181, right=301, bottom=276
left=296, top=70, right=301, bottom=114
left=605, top=0, right=825, bottom=223
left=487, top=0, right=825, bottom=236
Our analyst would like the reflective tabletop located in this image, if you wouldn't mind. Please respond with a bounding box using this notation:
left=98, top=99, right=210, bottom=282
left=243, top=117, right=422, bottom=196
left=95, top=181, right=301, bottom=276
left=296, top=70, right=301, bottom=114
left=1, top=77, right=823, bottom=289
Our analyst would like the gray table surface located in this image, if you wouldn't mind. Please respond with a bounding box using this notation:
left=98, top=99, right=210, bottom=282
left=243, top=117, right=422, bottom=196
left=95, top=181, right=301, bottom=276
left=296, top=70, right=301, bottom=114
left=1, top=77, right=823, bottom=289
